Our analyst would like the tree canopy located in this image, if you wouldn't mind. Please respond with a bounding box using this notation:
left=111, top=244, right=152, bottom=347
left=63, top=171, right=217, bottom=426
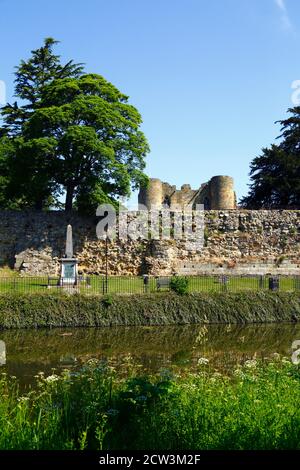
left=241, top=107, right=300, bottom=209
left=0, top=39, right=149, bottom=212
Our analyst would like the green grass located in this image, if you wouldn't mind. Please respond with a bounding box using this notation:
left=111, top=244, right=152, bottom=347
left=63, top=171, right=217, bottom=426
left=0, top=275, right=298, bottom=295
left=1, top=291, right=300, bottom=328
left=0, top=267, right=18, bottom=278
left=1, top=358, right=300, bottom=449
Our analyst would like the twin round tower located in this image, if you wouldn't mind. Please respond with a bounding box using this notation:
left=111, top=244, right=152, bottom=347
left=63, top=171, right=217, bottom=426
left=138, top=175, right=236, bottom=211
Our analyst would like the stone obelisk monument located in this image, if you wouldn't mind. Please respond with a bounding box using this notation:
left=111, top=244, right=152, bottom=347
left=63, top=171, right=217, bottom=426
left=59, top=225, right=78, bottom=286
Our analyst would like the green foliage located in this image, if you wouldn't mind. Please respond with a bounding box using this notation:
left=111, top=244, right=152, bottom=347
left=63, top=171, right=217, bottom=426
left=204, top=226, right=210, bottom=246
left=0, top=39, right=149, bottom=212
left=0, top=137, right=15, bottom=208
left=1, top=38, right=83, bottom=138
left=242, top=107, right=300, bottom=208
left=276, top=255, right=286, bottom=267
left=170, top=276, right=189, bottom=295
left=102, top=294, right=114, bottom=307
left=0, top=291, right=299, bottom=329
left=35, top=73, right=149, bottom=211
left=1, top=359, right=300, bottom=449
left=0, top=38, right=83, bottom=209
left=75, top=183, right=117, bottom=215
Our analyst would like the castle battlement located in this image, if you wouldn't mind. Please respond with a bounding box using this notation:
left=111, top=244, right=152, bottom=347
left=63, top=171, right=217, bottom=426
left=138, top=176, right=236, bottom=210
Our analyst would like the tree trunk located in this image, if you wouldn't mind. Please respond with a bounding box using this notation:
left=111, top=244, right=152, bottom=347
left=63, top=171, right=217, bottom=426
left=65, top=184, right=74, bottom=212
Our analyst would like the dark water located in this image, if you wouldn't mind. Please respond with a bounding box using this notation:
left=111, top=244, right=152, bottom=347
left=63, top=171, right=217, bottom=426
left=0, top=323, right=300, bottom=388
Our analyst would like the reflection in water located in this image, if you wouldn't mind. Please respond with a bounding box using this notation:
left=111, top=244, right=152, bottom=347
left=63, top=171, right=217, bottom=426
left=0, top=323, right=299, bottom=387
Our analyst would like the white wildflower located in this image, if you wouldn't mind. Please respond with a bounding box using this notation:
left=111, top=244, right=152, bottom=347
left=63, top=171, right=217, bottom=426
left=213, top=372, right=223, bottom=378
left=244, top=360, right=257, bottom=369
left=198, top=357, right=209, bottom=365
left=233, top=368, right=245, bottom=378
left=272, top=353, right=281, bottom=360
left=17, top=396, right=29, bottom=402
left=45, top=374, right=59, bottom=383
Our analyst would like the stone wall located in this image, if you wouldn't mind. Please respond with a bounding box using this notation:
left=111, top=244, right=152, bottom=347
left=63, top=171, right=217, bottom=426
left=152, top=210, right=300, bottom=276
left=0, top=210, right=299, bottom=276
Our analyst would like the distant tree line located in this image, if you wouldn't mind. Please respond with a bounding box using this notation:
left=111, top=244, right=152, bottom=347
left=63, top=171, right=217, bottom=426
left=0, top=38, right=149, bottom=213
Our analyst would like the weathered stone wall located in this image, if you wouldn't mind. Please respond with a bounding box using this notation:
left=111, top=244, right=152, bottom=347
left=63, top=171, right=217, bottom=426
left=148, top=210, right=300, bottom=275
left=0, top=210, right=299, bottom=276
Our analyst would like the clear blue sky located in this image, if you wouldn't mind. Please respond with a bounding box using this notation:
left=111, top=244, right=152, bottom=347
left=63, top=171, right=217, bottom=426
left=1, top=0, right=300, bottom=204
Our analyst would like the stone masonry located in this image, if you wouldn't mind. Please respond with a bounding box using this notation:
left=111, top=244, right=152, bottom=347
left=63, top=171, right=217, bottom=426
left=0, top=210, right=299, bottom=276
left=138, top=175, right=236, bottom=210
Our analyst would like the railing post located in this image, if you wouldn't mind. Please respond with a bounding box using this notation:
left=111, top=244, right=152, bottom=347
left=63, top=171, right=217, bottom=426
left=143, top=274, right=149, bottom=293
left=269, top=276, right=279, bottom=291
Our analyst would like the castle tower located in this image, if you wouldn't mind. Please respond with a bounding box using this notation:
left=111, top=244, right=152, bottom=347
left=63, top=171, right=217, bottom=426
left=138, top=178, right=163, bottom=210
left=139, top=175, right=236, bottom=210
left=209, top=176, right=235, bottom=210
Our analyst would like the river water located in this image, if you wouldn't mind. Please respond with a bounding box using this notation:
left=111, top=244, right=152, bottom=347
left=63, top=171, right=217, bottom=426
left=0, top=323, right=299, bottom=388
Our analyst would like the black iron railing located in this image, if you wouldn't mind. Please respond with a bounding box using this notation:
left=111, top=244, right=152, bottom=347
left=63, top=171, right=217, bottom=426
left=0, top=274, right=299, bottom=295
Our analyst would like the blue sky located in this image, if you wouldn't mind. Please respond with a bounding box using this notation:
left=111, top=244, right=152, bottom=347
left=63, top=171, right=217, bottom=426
left=1, top=0, right=300, bottom=204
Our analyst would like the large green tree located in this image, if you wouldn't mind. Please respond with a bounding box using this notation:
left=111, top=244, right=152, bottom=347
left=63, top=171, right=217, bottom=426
left=0, top=38, right=83, bottom=209
left=22, top=73, right=149, bottom=212
left=1, top=37, right=83, bottom=137
left=241, top=107, right=300, bottom=209
left=1, top=39, right=149, bottom=212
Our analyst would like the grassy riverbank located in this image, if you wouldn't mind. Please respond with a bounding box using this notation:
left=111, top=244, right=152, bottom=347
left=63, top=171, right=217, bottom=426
left=1, top=358, right=300, bottom=449
left=0, top=291, right=300, bottom=329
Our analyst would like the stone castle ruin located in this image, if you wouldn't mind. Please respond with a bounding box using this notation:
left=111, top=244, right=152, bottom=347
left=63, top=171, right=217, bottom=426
left=1, top=209, right=299, bottom=277
left=138, top=175, right=236, bottom=210
left=1, top=175, right=300, bottom=278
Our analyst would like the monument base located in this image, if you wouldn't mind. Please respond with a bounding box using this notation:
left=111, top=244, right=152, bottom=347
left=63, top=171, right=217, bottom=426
left=59, top=258, right=78, bottom=286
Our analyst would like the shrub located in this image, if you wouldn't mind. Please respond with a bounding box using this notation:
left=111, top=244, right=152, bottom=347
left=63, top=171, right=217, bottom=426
left=276, top=255, right=286, bottom=267
left=169, top=276, right=189, bottom=295
left=102, top=294, right=114, bottom=307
